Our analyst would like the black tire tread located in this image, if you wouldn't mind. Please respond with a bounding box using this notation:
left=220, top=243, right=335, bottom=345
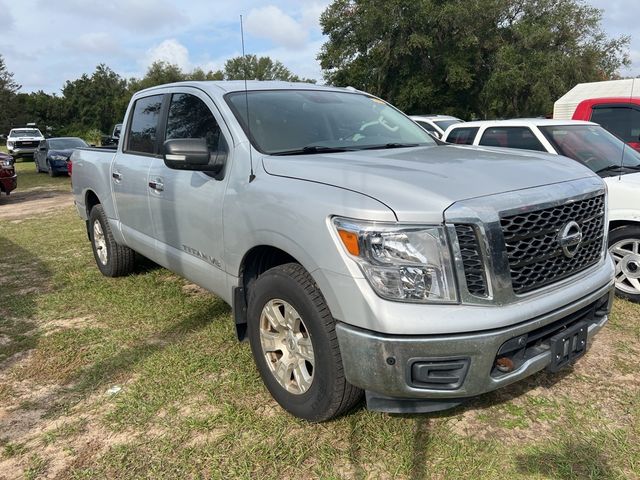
left=609, top=224, right=640, bottom=303
left=251, top=263, right=363, bottom=421
left=89, top=204, right=135, bottom=277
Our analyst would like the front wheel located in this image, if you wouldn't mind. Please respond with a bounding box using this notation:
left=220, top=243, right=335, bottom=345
left=247, top=263, right=362, bottom=421
left=89, top=205, right=135, bottom=277
left=609, top=225, right=640, bottom=302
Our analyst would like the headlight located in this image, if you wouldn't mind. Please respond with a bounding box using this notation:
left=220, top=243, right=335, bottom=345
left=7, top=141, right=13, bottom=147
left=333, top=217, right=457, bottom=303
left=51, top=155, right=68, bottom=161
left=1, top=157, right=13, bottom=167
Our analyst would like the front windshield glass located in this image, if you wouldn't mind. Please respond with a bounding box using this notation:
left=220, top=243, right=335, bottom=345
left=434, top=119, right=462, bottom=131
left=539, top=125, right=640, bottom=176
left=10, top=129, right=42, bottom=137
left=49, top=138, right=88, bottom=150
left=225, top=90, right=436, bottom=154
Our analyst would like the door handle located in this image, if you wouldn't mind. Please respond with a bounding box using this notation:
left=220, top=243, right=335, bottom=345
left=148, top=181, right=164, bottom=192
left=112, top=171, right=122, bottom=181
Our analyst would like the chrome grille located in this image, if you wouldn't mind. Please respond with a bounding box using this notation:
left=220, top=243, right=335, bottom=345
left=455, top=224, right=488, bottom=296
left=501, top=194, right=605, bottom=294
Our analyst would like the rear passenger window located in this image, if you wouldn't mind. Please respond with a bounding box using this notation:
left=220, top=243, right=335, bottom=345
left=479, top=127, right=546, bottom=152
left=590, top=106, right=640, bottom=143
left=165, top=93, right=226, bottom=153
left=127, top=95, right=163, bottom=154
left=416, top=121, right=437, bottom=134
left=446, top=127, right=479, bottom=145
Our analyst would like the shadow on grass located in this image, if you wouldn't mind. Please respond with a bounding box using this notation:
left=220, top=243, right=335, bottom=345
left=0, top=236, right=51, bottom=363
left=515, top=439, right=617, bottom=479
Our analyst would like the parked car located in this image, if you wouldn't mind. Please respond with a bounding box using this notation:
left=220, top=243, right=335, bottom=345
left=0, top=152, right=17, bottom=195
left=6, top=128, right=45, bottom=158
left=72, top=81, right=614, bottom=421
left=34, top=137, right=88, bottom=176
left=101, top=123, right=123, bottom=147
left=409, top=115, right=463, bottom=139
left=443, top=118, right=640, bottom=302
left=554, top=79, right=640, bottom=152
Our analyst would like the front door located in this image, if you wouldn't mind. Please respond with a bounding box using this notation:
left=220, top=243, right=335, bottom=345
left=112, top=93, right=165, bottom=254
left=147, top=89, right=231, bottom=293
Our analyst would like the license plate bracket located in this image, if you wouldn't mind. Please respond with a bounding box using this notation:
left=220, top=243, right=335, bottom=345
left=547, top=321, right=588, bottom=372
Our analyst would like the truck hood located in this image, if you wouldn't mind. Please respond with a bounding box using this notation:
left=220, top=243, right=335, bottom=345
left=262, top=144, right=597, bottom=222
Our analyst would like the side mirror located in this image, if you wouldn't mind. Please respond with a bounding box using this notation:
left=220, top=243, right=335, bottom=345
left=163, top=138, right=226, bottom=175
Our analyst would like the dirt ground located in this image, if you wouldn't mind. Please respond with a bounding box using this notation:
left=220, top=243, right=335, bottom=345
left=0, top=189, right=73, bottom=222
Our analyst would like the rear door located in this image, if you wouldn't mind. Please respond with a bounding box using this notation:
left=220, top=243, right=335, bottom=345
left=112, top=93, right=166, bottom=253
left=146, top=88, right=232, bottom=293
left=589, top=103, right=640, bottom=151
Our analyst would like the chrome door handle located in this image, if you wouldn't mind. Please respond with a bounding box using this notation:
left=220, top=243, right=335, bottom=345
left=148, top=181, right=164, bottom=192
left=112, top=171, right=122, bottom=181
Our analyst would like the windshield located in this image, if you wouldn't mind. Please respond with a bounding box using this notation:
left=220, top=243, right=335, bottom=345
left=225, top=90, right=436, bottom=154
left=49, top=138, right=88, bottom=150
left=10, top=129, right=42, bottom=137
left=539, top=125, right=640, bottom=176
left=434, top=119, right=462, bottom=131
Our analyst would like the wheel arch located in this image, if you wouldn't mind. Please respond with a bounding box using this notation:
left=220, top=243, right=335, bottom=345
left=233, top=245, right=302, bottom=341
left=609, top=219, right=640, bottom=232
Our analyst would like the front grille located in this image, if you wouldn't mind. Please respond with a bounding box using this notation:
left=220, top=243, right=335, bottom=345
left=501, top=194, right=605, bottom=294
left=16, top=141, right=38, bottom=148
left=455, top=225, right=488, bottom=296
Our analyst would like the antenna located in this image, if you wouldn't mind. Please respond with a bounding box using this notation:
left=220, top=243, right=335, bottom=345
left=240, top=15, right=256, bottom=183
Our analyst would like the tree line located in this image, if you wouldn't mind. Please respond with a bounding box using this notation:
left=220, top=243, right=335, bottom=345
left=0, top=0, right=632, bottom=140
left=0, top=55, right=312, bottom=140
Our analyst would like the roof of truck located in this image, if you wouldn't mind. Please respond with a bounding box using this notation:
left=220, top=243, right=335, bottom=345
left=138, top=80, right=354, bottom=95
left=553, top=79, right=640, bottom=119
left=446, top=118, right=597, bottom=129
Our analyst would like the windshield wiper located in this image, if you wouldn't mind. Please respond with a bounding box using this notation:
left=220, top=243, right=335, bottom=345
left=270, top=145, right=356, bottom=156
left=355, top=143, right=421, bottom=150
left=595, top=164, right=640, bottom=175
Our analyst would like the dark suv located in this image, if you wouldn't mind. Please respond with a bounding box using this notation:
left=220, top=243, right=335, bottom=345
left=0, top=152, right=17, bottom=195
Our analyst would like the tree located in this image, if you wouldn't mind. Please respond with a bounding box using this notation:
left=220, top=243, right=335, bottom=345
left=62, top=64, right=128, bottom=133
left=0, top=55, right=21, bottom=132
left=223, top=55, right=314, bottom=82
left=318, top=0, right=629, bottom=118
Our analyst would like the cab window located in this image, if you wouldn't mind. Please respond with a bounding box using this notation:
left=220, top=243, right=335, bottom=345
left=446, top=127, right=479, bottom=145
left=126, top=95, right=164, bottom=154
left=590, top=105, right=640, bottom=144
left=165, top=93, right=226, bottom=153
left=479, top=127, right=546, bottom=152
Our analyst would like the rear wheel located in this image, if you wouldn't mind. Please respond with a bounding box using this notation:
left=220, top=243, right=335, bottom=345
left=247, top=263, right=363, bottom=422
left=89, top=205, right=135, bottom=277
left=609, top=225, right=640, bottom=303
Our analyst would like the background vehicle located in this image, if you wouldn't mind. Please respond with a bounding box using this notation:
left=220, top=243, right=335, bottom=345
left=101, top=123, right=123, bottom=147
left=554, top=79, right=640, bottom=151
left=0, top=152, right=17, bottom=195
left=409, top=115, right=462, bottom=139
left=34, top=137, right=88, bottom=176
left=443, top=118, right=640, bottom=301
left=6, top=128, right=45, bottom=158
left=72, top=81, right=613, bottom=421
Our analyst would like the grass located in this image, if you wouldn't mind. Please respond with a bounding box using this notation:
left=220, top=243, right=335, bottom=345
left=0, top=174, right=639, bottom=479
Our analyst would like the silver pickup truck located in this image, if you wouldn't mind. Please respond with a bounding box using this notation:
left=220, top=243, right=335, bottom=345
left=72, top=81, right=615, bottom=421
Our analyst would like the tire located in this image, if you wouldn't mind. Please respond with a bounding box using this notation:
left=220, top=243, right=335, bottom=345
left=247, top=263, right=363, bottom=422
left=47, top=161, right=57, bottom=177
left=88, top=204, right=135, bottom=277
left=608, top=225, right=640, bottom=303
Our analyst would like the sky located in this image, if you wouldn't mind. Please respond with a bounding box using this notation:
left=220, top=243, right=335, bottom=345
left=0, top=0, right=637, bottom=95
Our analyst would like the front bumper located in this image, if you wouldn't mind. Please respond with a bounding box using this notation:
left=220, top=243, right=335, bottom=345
left=0, top=173, right=17, bottom=194
left=336, top=281, right=614, bottom=412
left=8, top=147, right=37, bottom=157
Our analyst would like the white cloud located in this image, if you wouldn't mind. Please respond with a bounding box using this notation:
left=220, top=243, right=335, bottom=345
left=246, top=5, right=307, bottom=49
left=144, top=39, right=191, bottom=70
left=63, top=32, right=121, bottom=55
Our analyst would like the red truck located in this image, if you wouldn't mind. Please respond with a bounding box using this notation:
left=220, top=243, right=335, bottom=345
left=0, top=152, right=17, bottom=196
left=554, top=80, right=640, bottom=152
